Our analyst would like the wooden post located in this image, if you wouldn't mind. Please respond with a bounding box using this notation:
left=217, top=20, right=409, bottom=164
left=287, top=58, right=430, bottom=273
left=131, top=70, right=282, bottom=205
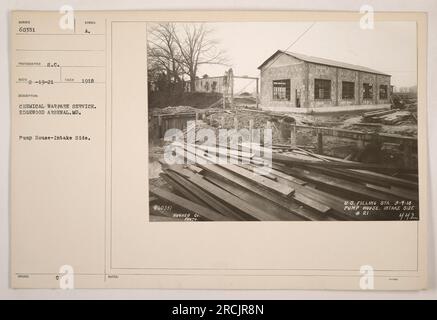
left=221, top=116, right=225, bottom=128
left=158, top=115, right=162, bottom=138
left=265, top=121, right=271, bottom=145
left=222, top=91, right=226, bottom=109
left=249, top=119, right=254, bottom=144
left=290, top=122, right=297, bottom=147
left=317, top=130, right=323, bottom=155
left=195, top=112, right=199, bottom=123
left=357, top=72, right=361, bottom=105
left=374, top=74, right=378, bottom=105
left=223, top=72, right=227, bottom=109
left=229, top=68, right=234, bottom=109
left=233, top=117, right=238, bottom=130
left=278, top=120, right=288, bottom=144
left=256, top=78, right=259, bottom=109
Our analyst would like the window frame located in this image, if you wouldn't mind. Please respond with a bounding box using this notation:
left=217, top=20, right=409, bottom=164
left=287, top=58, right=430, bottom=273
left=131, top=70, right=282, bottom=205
left=341, top=81, right=355, bottom=100
left=379, top=84, right=388, bottom=100
left=314, top=79, right=331, bottom=100
left=272, top=79, right=291, bottom=101
left=363, top=83, right=374, bottom=100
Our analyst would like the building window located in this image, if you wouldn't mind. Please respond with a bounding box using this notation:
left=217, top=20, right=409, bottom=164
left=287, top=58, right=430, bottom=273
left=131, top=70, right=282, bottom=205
left=314, top=79, right=331, bottom=99
left=379, top=85, right=388, bottom=99
left=363, top=83, right=373, bottom=99
left=272, top=79, right=290, bottom=100
left=342, top=81, right=355, bottom=99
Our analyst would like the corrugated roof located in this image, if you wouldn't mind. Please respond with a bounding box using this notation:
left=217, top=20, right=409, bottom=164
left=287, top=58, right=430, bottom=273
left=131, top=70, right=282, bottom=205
left=258, top=50, right=390, bottom=76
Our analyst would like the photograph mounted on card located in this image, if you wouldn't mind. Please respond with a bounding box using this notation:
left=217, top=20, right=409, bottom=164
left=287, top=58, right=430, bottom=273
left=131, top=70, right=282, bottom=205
left=9, top=10, right=428, bottom=290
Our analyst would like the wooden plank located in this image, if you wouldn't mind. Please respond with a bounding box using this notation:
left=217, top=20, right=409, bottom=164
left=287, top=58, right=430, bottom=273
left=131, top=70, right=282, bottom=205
left=281, top=151, right=321, bottom=162
left=175, top=142, right=263, bottom=166
left=365, top=183, right=418, bottom=201
left=283, top=167, right=400, bottom=201
left=274, top=163, right=397, bottom=210
left=293, top=193, right=331, bottom=214
left=262, top=165, right=352, bottom=216
left=150, top=187, right=229, bottom=221
left=238, top=164, right=278, bottom=181
left=187, top=164, right=203, bottom=173
left=200, top=164, right=328, bottom=220
left=195, top=144, right=255, bottom=159
left=204, top=174, right=310, bottom=221
left=268, top=166, right=307, bottom=185
left=294, top=124, right=416, bottom=144
left=364, top=109, right=397, bottom=118
left=354, top=123, right=383, bottom=127
left=182, top=143, right=294, bottom=196
left=187, top=173, right=285, bottom=221
left=167, top=142, right=395, bottom=219
left=270, top=165, right=355, bottom=211
left=161, top=173, right=205, bottom=205
left=394, top=172, right=419, bottom=182
left=301, top=186, right=353, bottom=218
left=165, top=169, right=244, bottom=221
left=183, top=142, right=266, bottom=166
left=351, top=169, right=418, bottom=190
left=300, top=153, right=359, bottom=163
left=273, top=152, right=418, bottom=173
left=302, top=165, right=392, bottom=189
left=295, top=147, right=329, bottom=162
left=218, top=164, right=294, bottom=196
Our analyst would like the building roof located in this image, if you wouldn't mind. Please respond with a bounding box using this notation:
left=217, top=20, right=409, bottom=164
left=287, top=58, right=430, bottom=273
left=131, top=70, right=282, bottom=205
left=258, top=50, right=390, bottom=76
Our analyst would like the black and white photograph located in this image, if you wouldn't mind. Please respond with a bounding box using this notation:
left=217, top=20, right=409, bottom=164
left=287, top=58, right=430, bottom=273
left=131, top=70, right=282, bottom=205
left=148, top=21, right=419, bottom=222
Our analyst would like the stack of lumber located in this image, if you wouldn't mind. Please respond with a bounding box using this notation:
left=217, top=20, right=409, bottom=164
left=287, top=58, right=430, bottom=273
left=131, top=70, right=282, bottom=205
left=363, top=109, right=414, bottom=125
left=150, top=142, right=419, bottom=222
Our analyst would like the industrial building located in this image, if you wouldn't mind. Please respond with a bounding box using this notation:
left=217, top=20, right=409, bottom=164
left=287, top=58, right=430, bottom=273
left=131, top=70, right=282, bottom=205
left=258, top=50, right=391, bottom=113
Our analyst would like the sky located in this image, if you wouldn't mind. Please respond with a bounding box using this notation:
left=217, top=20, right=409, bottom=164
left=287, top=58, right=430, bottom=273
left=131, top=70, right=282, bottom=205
left=190, top=21, right=417, bottom=93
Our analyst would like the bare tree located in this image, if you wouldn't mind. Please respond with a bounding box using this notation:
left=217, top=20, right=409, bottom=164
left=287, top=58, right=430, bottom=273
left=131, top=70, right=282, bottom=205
left=147, top=23, right=184, bottom=89
left=173, top=23, right=228, bottom=92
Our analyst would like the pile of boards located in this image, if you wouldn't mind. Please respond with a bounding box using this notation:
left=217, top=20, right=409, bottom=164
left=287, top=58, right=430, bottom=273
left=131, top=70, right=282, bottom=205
left=363, top=109, right=416, bottom=125
left=150, top=142, right=419, bottom=222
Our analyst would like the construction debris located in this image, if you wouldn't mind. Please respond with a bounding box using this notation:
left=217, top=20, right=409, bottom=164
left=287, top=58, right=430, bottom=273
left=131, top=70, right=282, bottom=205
left=154, top=105, right=199, bottom=115
left=149, top=96, right=419, bottom=222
